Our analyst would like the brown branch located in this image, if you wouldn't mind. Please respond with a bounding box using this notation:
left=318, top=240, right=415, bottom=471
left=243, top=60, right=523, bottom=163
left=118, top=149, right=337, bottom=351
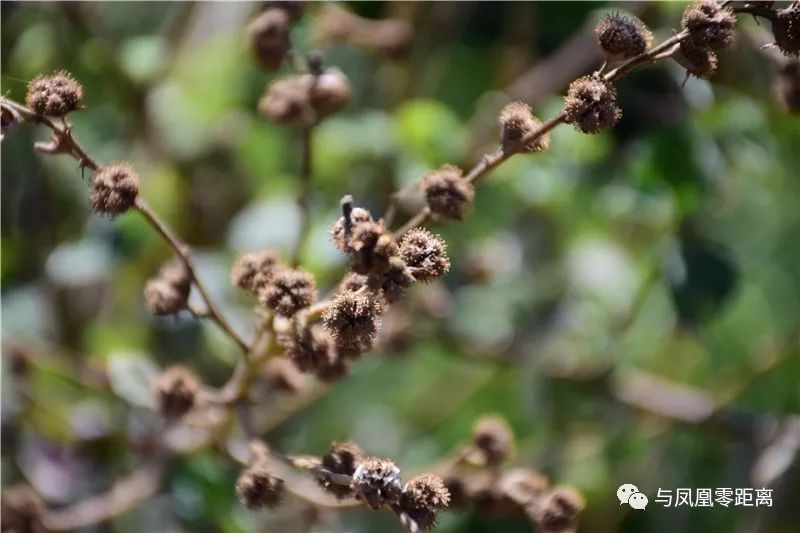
left=3, top=97, right=250, bottom=353
left=42, top=462, right=163, bottom=531
left=292, top=123, right=315, bottom=266
left=134, top=196, right=249, bottom=352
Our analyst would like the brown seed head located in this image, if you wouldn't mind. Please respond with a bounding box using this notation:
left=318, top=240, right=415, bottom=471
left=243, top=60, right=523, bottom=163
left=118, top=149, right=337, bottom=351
left=399, top=228, right=450, bottom=283
left=352, top=457, right=402, bottom=509
left=319, top=441, right=364, bottom=499
left=472, top=415, right=514, bottom=466
left=322, top=290, right=383, bottom=352
left=236, top=465, right=285, bottom=509
left=144, top=262, right=191, bottom=315
left=422, top=165, right=475, bottom=220
left=279, top=324, right=347, bottom=381
left=311, top=68, right=352, bottom=117
left=259, top=267, right=317, bottom=316
left=1, top=484, right=44, bottom=533
left=26, top=70, right=83, bottom=116
left=595, top=12, right=653, bottom=61
left=773, top=2, right=800, bottom=56
left=532, top=487, right=585, bottom=533
left=372, top=255, right=415, bottom=303
left=563, top=75, right=621, bottom=134
left=259, top=76, right=312, bottom=124
left=89, top=162, right=139, bottom=217
left=153, top=365, right=199, bottom=420
left=499, top=101, right=550, bottom=153
left=246, top=8, right=291, bottom=70
left=331, top=207, right=374, bottom=253
left=399, top=474, right=451, bottom=531
left=674, top=41, right=719, bottom=79
left=231, top=249, right=281, bottom=293
left=681, top=0, right=736, bottom=50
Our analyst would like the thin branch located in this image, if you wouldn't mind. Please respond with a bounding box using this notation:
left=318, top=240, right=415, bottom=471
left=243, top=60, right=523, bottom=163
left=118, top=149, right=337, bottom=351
left=4, top=97, right=251, bottom=353
left=292, top=124, right=315, bottom=266
left=42, top=462, right=163, bottom=531
left=134, top=197, right=250, bottom=352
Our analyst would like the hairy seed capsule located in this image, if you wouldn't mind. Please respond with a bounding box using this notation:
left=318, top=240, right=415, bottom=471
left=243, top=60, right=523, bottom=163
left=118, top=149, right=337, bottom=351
left=319, top=441, right=364, bottom=499
left=499, top=101, right=550, bottom=153
left=399, top=228, right=450, bottom=283
left=231, top=250, right=281, bottom=293
left=352, top=457, right=402, bottom=510
left=472, top=415, right=514, bottom=466
left=772, top=2, right=800, bottom=57
left=89, top=162, right=139, bottom=217
left=399, top=474, right=451, bottom=531
left=310, top=68, right=353, bottom=117
left=246, top=8, right=291, bottom=70
left=563, top=75, right=621, bottom=134
left=531, top=487, right=585, bottom=533
left=25, top=70, right=83, bottom=116
left=236, top=465, right=285, bottom=509
left=331, top=207, right=374, bottom=253
left=322, top=290, right=382, bottom=352
left=422, top=165, right=475, bottom=220
left=153, top=365, right=199, bottom=420
left=674, top=41, right=719, bottom=79
left=259, top=267, right=317, bottom=316
left=372, top=255, right=415, bottom=302
left=1, top=485, right=44, bottom=533
left=595, top=12, right=653, bottom=61
left=279, top=325, right=347, bottom=381
left=681, top=0, right=736, bottom=50
left=144, top=262, right=191, bottom=315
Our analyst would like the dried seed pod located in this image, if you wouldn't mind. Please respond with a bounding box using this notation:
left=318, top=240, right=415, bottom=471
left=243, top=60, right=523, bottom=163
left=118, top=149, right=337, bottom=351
left=153, top=365, right=199, bottom=420
left=422, top=165, right=475, bottom=220
left=339, top=272, right=369, bottom=293
left=319, top=441, right=364, bottom=499
left=681, top=0, right=736, bottom=50
left=246, top=8, right=291, bottom=70
left=472, top=415, right=514, bottom=466
left=595, top=12, right=653, bottom=61
left=400, top=474, right=451, bottom=531
left=772, top=2, right=800, bottom=57
left=674, top=41, right=719, bottom=79
left=352, top=457, right=402, bottom=509
left=331, top=207, right=374, bottom=254
left=774, top=60, right=800, bottom=113
left=530, top=487, right=585, bottom=533
left=1, top=485, right=44, bottom=533
left=89, top=162, right=139, bottom=217
left=563, top=75, right=621, bottom=134
left=498, top=468, right=549, bottom=506
left=322, top=289, right=383, bottom=352
left=25, top=70, right=83, bottom=116
left=310, top=67, right=352, bottom=117
left=259, top=267, right=316, bottom=316
left=144, top=262, right=192, bottom=315
left=399, top=228, right=450, bottom=283
left=372, top=256, right=415, bottom=302
left=258, top=76, right=312, bottom=124
left=499, top=101, right=550, bottom=153
left=236, top=465, right=285, bottom=509
left=231, top=250, right=281, bottom=293
left=279, top=325, right=347, bottom=381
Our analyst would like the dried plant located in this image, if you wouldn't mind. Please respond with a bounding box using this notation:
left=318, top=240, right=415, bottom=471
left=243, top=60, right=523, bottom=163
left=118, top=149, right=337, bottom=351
left=1, top=2, right=798, bottom=532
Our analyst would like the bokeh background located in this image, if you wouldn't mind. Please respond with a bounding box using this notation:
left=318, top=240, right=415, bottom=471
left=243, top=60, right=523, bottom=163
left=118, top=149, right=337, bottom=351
left=2, top=1, right=799, bottom=532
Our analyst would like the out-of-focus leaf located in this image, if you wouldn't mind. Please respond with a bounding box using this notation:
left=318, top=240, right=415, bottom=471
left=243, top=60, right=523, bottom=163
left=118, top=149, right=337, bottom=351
left=107, top=351, right=159, bottom=408
left=394, top=99, right=467, bottom=165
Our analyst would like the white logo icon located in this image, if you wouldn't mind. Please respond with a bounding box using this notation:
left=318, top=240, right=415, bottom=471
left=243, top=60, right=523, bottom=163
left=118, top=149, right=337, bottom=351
left=618, top=483, right=648, bottom=510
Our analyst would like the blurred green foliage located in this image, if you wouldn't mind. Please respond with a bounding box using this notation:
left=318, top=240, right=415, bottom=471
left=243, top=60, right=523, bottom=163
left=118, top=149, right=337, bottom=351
left=2, top=2, right=799, bottom=532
